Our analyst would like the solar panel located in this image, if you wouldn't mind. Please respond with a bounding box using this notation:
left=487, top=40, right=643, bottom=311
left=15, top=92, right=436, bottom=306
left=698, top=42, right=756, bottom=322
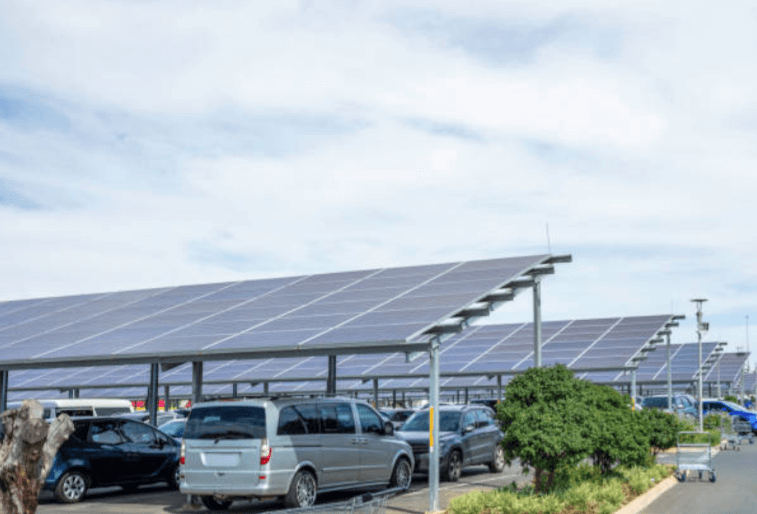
left=703, top=352, right=750, bottom=383
left=0, top=255, right=554, bottom=368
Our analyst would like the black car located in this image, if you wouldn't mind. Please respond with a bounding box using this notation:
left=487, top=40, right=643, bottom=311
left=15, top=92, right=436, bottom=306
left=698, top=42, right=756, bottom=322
left=44, top=416, right=181, bottom=503
left=396, top=405, right=505, bottom=482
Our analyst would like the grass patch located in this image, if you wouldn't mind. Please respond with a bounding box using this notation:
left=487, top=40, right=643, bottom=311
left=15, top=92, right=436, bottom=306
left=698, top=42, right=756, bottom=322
left=447, top=464, right=674, bottom=514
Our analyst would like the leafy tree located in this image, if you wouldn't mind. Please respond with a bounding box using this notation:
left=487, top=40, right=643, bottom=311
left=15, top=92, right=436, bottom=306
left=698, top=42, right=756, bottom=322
left=724, top=395, right=739, bottom=404
left=582, top=383, right=650, bottom=473
left=497, top=365, right=594, bottom=493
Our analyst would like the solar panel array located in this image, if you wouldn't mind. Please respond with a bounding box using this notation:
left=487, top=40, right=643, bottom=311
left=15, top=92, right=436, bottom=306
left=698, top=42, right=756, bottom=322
left=0, top=255, right=552, bottom=369
left=703, top=352, right=750, bottom=383
left=6, top=314, right=675, bottom=400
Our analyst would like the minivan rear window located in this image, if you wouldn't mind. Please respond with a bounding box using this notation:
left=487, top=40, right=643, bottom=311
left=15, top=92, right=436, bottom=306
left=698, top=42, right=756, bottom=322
left=184, top=406, right=266, bottom=440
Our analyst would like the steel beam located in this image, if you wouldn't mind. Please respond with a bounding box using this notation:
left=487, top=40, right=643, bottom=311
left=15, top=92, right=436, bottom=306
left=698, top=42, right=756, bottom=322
left=191, top=361, right=203, bottom=406
left=149, top=363, right=159, bottom=426
left=666, top=331, right=672, bottom=414
left=0, top=370, right=7, bottom=413
left=327, top=355, right=337, bottom=396
left=428, top=339, right=441, bottom=512
left=533, top=277, right=542, bottom=368
left=631, top=370, right=637, bottom=410
left=373, top=379, right=379, bottom=407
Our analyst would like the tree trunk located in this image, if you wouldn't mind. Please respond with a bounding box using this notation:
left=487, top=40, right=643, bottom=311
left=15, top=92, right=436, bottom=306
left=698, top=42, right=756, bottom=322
left=0, top=400, right=74, bottom=514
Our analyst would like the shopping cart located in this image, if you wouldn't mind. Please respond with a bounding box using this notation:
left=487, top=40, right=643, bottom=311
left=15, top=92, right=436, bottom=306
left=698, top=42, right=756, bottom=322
left=721, top=415, right=755, bottom=450
left=676, top=431, right=716, bottom=482
left=270, top=486, right=404, bottom=514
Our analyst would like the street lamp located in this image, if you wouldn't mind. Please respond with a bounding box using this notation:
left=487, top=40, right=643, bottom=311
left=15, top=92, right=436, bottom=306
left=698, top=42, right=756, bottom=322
left=692, top=298, right=709, bottom=432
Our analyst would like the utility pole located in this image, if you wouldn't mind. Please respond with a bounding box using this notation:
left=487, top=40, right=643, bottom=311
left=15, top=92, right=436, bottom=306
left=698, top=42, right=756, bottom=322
left=691, top=299, right=709, bottom=432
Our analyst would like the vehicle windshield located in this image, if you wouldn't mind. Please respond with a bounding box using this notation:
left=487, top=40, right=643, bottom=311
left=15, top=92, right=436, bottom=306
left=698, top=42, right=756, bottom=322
left=399, top=411, right=460, bottom=432
left=184, top=406, right=266, bottom=440
left=160, top=420, right=186, bottom=438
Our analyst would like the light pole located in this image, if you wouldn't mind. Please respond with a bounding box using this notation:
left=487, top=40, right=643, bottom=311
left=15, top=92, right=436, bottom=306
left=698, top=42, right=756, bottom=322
left=692, top=298, right=709, bottom=432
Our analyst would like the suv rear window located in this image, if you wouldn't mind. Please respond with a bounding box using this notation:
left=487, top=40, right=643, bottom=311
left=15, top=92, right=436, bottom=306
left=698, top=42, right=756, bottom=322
left=184, top=406, right=266, bottom=440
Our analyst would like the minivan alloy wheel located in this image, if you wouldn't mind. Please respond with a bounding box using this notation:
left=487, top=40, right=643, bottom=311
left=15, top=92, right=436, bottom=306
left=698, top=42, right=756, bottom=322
left=285, top=470, right=317, bottom=508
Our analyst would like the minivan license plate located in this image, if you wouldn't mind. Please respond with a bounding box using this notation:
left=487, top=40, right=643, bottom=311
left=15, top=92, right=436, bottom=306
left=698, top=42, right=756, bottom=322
left=202, top=452, right=241, bottom=467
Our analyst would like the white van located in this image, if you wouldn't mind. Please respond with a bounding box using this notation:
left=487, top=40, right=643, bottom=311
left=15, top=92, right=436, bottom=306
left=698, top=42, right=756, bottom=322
left=6, top=399, right=134, bottom=422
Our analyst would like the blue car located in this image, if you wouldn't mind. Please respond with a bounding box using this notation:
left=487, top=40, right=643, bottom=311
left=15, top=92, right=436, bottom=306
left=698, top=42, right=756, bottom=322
left=702, top=399, right=757, bottom=434
left=45, top=416, right=180, bottom=503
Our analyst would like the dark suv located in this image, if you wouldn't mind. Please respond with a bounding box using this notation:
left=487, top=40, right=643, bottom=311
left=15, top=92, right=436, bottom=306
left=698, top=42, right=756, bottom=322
left=44, top=416, right=181, bottom=503
left=395, top=405, right=505, bottom=482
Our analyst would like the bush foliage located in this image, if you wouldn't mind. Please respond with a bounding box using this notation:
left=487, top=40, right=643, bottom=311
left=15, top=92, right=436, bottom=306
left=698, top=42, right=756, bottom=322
left=496, top=365, right=654, bottom=493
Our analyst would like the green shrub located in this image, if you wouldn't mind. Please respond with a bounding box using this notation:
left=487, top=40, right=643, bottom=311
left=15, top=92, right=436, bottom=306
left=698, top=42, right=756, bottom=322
left=639, top=408, right=681, bottom=454
left=724, top=395, right=739, bottom=404
left=497, top=365, right=595, bottom=493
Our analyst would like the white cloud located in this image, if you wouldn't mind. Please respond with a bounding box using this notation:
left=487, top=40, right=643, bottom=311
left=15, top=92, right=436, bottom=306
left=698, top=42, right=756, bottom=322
left=1, top=0, right=756, bottom=370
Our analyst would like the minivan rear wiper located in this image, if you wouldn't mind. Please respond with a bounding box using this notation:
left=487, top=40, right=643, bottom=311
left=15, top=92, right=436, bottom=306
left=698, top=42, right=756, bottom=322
left=200, top=430, right=254, bottom=440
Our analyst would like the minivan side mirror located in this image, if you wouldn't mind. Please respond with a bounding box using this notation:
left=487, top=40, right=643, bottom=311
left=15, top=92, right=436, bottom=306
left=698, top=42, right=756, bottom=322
left=384, top=422, right=394, bottom=436
left=464, top=424, right=475, bottom=434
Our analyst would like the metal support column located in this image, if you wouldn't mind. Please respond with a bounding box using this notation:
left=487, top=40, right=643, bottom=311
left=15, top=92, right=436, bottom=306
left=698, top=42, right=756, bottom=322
left=666, top=331, right=673, bottom=413
left=148, top=363, right=159, bottom=426
left=373, top=379, right=379, bottom=407
left=464, top=388, right=469, bottom=404
left=392, top=390, right=397, bottom=408
left=191, top=361, right=203, bottom=407
left=0, top=370, right=7, bottom=414
left=428, top=339, right=441, bottom=513
left=533, top=277, right=542, bottom=367
left=232, top=383, right=238, bottom=399
left=631, top=370, right=637, bottom=410
left=497, top=375, right=502, bottom=403
left=264, top=382, right=269, bottom=396
left=164, top=385, right=170, bottom=411
left=697, top=332, right=703, bottom=431
left=708, top=383, right=712, bottom=397
left=717, top=356, right=721, bottom=399
left=741, top=366, right=746, bottom=404
left=327, top=355, right=337, bottom=396
left=68, top=389, right=75, bottom=399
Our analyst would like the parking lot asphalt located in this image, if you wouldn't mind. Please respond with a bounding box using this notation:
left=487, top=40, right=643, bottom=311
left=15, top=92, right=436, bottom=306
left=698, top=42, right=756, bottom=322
left=640, top=440, right=757, bottom=514
left=37, top=463, right=532, bottom=514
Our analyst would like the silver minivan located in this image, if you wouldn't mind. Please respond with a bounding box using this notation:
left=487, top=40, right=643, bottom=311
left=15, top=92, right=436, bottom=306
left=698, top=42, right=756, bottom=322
left=179, top=397, right=414, bottom=510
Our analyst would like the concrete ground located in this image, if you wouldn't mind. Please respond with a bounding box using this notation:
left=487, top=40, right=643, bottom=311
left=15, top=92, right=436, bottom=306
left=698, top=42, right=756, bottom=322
left=37, top=463, right=532, bottom=514
left=640, top=440, right=757, bottom=514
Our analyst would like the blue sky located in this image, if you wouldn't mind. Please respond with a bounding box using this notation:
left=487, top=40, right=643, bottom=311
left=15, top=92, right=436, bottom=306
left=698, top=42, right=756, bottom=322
left=1, top=0, right=756, bottom=365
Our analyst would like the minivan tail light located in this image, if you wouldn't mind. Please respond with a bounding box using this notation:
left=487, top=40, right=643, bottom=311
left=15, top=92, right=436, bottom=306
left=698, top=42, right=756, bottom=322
left=260, top=438, right=272, bottom=466
left=180, top=440, right=185, bottom=465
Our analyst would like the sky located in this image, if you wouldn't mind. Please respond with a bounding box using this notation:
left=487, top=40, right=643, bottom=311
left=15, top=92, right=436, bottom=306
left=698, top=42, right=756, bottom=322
left=1, top=1, right=756, bottom=367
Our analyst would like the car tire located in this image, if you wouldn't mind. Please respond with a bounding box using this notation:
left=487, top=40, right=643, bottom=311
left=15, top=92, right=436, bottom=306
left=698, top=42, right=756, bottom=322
left=167, top=465, right=180, bottom=489
left=201, top=496, right=233, bottom=511
left=488, top=445, right=505, bottom=473
left=390, top=458, right=412, bottom=490
left=284, top=469, right=317, bottom=508
left=54, top=470, right=89, bottom=503
left=442, top=450, right=462, bottom=482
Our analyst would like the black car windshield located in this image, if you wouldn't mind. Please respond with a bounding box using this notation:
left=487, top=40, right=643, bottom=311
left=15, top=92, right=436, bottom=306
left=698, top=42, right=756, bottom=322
left=400, top=411, right=460, bottom=432
left=184, top=406, right=266, bottom=440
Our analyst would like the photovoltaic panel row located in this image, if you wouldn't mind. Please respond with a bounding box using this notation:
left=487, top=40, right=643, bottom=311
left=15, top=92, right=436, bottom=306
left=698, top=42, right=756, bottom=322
left=704, top=352, right=750, bottom=383
left=0, top=255, right=550, bottom=367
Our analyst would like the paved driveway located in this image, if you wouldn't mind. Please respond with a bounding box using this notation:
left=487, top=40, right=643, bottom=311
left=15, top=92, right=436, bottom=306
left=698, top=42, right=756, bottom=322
left=37, top=462, right=531, bottom=513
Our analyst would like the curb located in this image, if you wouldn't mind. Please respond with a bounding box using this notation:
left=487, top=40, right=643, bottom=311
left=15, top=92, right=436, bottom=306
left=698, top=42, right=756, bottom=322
left=614, top=475, right=677, bottom=514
